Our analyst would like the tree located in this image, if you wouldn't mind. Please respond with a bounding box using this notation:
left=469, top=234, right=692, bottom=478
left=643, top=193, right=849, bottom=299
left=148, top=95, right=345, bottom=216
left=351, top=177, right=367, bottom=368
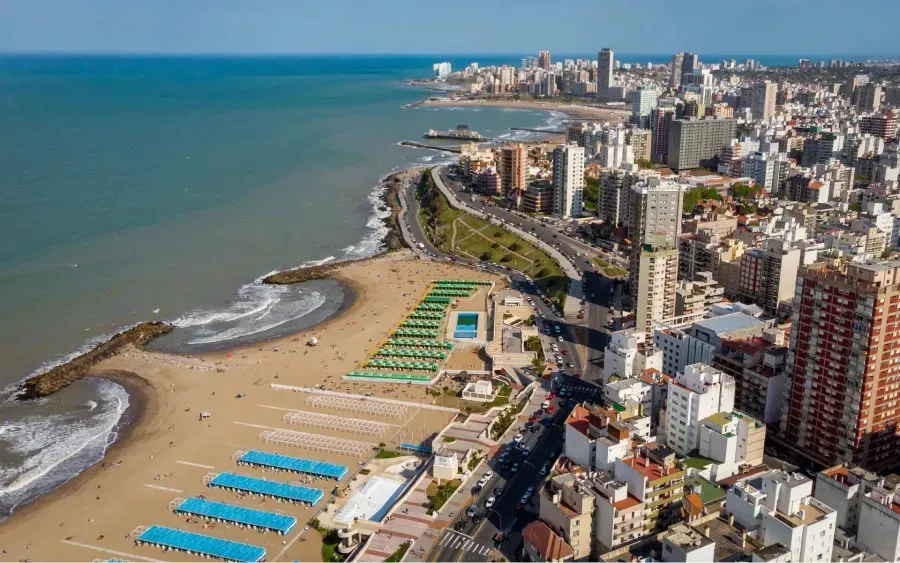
left=583, top=177, right=600, bottom=208
left=730, top=183, right=761, bottom=198
left=500, top=253, right=513, bottom=263
left=636, top=158, right=654, bottom=170
left=491, top=242, right=500, bottom=249
left=509, top=242, right=521, bottom=252
left=492, top=231, right=503, bottom=239
left=683, top=186, right=721, bottom=212
left=480, top=250, right=494, bottom=260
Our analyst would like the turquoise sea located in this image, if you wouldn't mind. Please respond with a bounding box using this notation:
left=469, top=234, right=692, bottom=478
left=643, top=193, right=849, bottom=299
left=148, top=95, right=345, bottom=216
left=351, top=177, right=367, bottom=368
left=0, top=51, right=884, bottom=518
left=0, top=54, right=570, bottom=518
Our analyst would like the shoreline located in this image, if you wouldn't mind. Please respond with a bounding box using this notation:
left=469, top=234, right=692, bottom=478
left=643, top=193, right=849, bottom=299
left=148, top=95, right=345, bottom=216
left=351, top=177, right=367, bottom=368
left=0, top=252, right=498, bottom=561
left=0, top=369, right=157, bottom=526
left=408, top=95, right=631, bottom=121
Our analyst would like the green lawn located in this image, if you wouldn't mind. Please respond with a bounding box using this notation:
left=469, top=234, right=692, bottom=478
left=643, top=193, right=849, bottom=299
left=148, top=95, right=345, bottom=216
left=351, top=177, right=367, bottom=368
left=417, top=173, right=566, bottom=303
left=426, top=479, right=462, bottom=514
left=385, top=542, right=411, bottom=563
left=318, top=528, right=344, bottom=562
left=375, top=449, right=406, bottom=459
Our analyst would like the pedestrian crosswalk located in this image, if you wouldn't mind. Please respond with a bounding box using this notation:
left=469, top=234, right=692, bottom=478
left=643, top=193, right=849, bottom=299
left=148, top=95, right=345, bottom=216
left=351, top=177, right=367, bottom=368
left=439, top=530, right=494, bottom=556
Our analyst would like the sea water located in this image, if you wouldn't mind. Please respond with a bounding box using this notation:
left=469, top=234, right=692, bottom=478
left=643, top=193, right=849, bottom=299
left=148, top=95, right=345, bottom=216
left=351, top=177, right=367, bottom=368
left=0, top=54, right=565, bottom=518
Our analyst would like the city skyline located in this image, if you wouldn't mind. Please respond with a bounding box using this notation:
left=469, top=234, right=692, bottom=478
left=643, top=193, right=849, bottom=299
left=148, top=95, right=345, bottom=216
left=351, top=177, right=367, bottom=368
left=0, top=0, right=898, bottom=56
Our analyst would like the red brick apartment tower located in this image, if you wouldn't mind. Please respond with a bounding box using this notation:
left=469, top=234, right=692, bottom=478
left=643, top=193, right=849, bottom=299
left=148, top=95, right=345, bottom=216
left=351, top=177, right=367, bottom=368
left=784, top=261, right=900, bottom=471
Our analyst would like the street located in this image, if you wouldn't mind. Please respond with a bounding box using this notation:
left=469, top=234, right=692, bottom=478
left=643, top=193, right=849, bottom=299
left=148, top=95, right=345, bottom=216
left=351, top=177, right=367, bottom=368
left=397, top=167, right=624, bottom=561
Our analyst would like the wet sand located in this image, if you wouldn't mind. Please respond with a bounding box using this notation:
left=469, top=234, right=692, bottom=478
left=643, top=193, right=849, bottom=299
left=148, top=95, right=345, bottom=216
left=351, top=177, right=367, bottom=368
left=0, top=251, right=501, bottom=562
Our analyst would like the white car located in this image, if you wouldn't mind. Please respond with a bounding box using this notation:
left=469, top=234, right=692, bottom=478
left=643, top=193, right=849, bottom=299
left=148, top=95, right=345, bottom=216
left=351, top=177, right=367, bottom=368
left=557, top=336, right=564, bottom=342
left=514, top=433, right=524, bottom=443
left=483, top=471, right=494, bottom=480
left=485, top=497, right=496, bottom=509
left=541, top=400, right=551, bottom=409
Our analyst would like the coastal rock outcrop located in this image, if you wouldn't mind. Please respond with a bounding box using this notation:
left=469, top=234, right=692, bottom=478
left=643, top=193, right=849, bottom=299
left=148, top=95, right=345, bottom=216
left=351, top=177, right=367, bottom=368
left=17, top=321, right=173, bottom=400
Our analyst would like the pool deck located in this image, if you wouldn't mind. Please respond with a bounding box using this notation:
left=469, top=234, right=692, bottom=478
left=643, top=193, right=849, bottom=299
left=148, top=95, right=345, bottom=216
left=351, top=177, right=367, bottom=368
left=446, top=310, right=489, bottom=344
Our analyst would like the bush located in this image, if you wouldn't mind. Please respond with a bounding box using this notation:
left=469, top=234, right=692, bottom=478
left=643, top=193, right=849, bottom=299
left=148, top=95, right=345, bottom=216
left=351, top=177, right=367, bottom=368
left=537, top=268, right=550, bottom=277
left=509, top=242, right=521, bottom=251
left=491, top=242, right=500, bottom=249
left=492, top=231, right=503, bottom=238
left=481, top=250, right=494, bottom=261
left=500, top=254, right=513, bottom=263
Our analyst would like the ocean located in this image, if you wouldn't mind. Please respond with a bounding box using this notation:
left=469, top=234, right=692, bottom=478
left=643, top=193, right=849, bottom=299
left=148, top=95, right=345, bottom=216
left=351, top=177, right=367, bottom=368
left=0, top=54, right=568, bottom=519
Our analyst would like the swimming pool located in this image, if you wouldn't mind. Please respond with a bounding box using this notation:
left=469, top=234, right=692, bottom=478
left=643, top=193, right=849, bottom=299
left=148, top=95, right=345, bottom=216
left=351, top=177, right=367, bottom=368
left=454, top=312, right=479, bottom=339
left=333, top=475, right=407, bottom=525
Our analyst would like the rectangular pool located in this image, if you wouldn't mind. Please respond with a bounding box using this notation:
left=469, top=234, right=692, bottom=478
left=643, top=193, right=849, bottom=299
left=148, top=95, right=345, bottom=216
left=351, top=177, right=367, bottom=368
left=454, top=312, right=479, bottom=339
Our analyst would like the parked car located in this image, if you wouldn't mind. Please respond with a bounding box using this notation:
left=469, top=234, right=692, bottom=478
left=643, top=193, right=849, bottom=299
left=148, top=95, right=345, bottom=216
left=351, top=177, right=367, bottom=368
left=467, top=505, right=477, bottom=517
left=485, top=496, right=495, bottom=509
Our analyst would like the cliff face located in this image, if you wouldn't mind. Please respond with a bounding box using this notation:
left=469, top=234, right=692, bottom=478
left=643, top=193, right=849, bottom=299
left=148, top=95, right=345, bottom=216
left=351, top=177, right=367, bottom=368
left=17, top=321, right=173, bottom=400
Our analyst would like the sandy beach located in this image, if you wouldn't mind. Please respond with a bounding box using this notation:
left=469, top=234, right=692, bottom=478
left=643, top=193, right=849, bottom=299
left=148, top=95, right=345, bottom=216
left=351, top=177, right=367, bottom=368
left=0, top=250, right=502, bottom=562
left=414, top=96, right=631, bottom=121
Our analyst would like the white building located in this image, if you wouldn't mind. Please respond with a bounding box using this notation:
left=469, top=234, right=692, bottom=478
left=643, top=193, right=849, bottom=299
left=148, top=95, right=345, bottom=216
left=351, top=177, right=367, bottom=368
left=858, top=487, right=900, bottom=562
left=660, top=523, right=716, bottom=562
left=816, top=465, right=900, bottom=561
left=602, top=328, right=662, bottom=385
left=552, top=144, right=585, bottom=219
left=727, top=471, right=836, bottom=563
left=433, top=62, right=452, bottom=78
left=461, top=380, right=497, bottom=402
left=563, top=405, right=631, bottom=473
left=665, top=364, right=735, bottom=456
left=697, top=411, right=766, bottom=481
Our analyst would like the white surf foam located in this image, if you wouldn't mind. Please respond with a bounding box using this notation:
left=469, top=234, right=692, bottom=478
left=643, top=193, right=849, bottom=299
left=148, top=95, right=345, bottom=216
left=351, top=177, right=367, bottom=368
left=173, top=283, right=328, bottom=346
left=0, top=379, right=128, bottom=499
left=341, top=179, right=391, bottom=260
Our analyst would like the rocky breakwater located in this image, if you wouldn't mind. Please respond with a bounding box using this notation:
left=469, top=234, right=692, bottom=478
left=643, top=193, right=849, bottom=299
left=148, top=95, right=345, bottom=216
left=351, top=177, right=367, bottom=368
left=17, top=321, right=173, bottom=400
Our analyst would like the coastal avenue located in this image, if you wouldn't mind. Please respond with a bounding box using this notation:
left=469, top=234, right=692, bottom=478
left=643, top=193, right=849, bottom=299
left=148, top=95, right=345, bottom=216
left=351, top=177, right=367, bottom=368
left=400, top=167, right=617, bottom=561
left=435, top=165, right=624, bottom=384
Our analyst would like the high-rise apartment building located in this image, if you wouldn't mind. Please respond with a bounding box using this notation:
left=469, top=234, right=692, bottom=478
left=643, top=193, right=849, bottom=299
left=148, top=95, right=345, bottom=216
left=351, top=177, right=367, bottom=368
left=597, top=48, right=615, bottom=92
left=552, top=144, right=585, bottom=219
left=631, top=87, right=658, bottom=127
left=784, top=261, right=900, bottom=470
left=738, top=238, right=802, bottom=316
left=522, top=180, right=553, bottom=214
left=629, top=177, right=685, bottom=250
left=856, top=83, right=883, bottom=113
left=682, top=53, right=699, bottom=79
left=634, top=246, right=680, bottom=336
left=629, top=128, right=652, bottom=163
left=751, top=81, right=777, bottom=120
left=499, top=143, right=528, bottom=197
left=650, top=107, right=676, bottom=164
left=667, top=118, right=737, bottom=170
left=669, top=53, right=685, bottom=88
left=859, top=112, right=897, bottom=141
left=538, top=50, right=551, bottom=71
left=629, top=177, right=685, bottom=337
left=665, top=364, right=735, bottom=456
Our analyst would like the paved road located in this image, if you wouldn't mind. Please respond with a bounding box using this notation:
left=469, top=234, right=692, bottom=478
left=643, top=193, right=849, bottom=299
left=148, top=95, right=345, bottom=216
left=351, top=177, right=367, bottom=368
left=400, top=168, right=619, bottom=561
left=427, top=383, right=600, bottom=562
left=437, top=167, right=626, bottom=383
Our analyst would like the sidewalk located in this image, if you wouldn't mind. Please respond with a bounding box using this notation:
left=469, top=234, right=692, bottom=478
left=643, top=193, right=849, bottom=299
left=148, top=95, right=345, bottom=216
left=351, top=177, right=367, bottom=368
left=405, top=386, right=547, bottom=562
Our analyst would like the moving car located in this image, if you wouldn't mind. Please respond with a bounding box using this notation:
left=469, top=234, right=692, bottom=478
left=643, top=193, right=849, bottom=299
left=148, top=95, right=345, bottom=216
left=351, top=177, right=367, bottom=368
left=467, top=505, right=477, bottom=517
left=484, top=496, right=495, bottom=509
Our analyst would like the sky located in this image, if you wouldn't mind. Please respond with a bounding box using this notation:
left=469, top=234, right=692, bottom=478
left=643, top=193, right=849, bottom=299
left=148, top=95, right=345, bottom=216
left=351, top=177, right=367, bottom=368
left=0, top=0, right=896, bottom=57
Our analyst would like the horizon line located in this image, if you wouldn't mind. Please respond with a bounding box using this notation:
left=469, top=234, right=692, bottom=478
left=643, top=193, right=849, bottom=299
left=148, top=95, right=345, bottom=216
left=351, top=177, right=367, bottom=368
left=0, top=50, right=897, bottom=59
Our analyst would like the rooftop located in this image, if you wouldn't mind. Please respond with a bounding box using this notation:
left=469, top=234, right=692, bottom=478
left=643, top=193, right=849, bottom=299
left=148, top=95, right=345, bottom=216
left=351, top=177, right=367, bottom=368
left=522, top=520, right=575, bottom=562
left=685, top=476, right=727, bottom=505
left=699, top=516, right=756, bottom=561
left=693, top=312, right=765, bottom=336
left=664, top=523, right=714, bottom=551
left=754, top=543, right=792, bottom=561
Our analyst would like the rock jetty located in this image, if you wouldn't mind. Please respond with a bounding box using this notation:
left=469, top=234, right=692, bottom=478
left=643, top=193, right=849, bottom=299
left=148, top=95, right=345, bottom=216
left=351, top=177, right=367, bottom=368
left=17, top=321, right=173, bottom=400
